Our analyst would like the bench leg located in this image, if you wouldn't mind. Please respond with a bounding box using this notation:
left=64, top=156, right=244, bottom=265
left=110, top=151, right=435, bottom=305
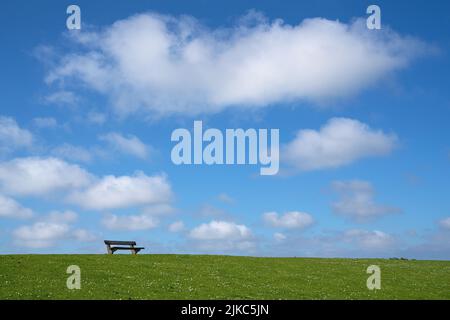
left=106, top=245, right=113, bottom=254
left=131, top=248, right=143, bottom=255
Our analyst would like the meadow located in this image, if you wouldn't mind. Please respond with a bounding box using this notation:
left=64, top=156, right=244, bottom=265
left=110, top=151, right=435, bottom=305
left=0, top=254, right=449, bottom=299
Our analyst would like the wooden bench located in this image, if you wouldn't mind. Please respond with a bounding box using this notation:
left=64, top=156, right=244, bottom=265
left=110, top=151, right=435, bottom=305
left=104, top=240, right=144, bottom=255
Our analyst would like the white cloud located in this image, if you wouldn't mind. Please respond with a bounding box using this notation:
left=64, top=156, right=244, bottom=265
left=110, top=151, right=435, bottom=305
left=273, top=232, right=287, bottom=242
left=72, top=229, right=97, bottom=242
left=189, top=220, right=251, bottom=241
left=168, top=220, right=185, bottom=233
left=0, top=194, right=33, bottom=219
left=99, top=132, right=149, bottom=159
left=102, top=213, right=159, bottom=231
left=141, top=203, right=175, bottom=216
left=0, top=157, right=172, bottom=212
left=263, top=211, right=314, bottom=229
left=44, top=210, right=78, bottom=223
left=51, top=143, right=93, bottom=163
left=101, top=203, right=174, bottom=231
left=439, top=217, right=450, bottom=230
left=217, top=193, right=235, bottom=204
left=43, top=90, right=78, bottom=107
left=13, top=222, right=70, bottom=248
left=332, top=180, right=400, bottom=222
left=13, top=210, right=96, bottom=248
left=189, top=220, right=254, bottom=252
left=68, top=172, right=172, bottom=210
left=33, top=117, right=58, bottom=128
left=45, top=12, right=426, bottom=117
left=0, top=157, right=92, bottom=196
left=283, top=118, right=398, bottom=171
left=0, top=116, right=33, bottom=154
left=86, top=111, right=107, bottom=125
left=263, top=228, right=397, bottom=257
left=198, top=204, right=228, bottom=218
left=342, top=229, right=395, bottom=250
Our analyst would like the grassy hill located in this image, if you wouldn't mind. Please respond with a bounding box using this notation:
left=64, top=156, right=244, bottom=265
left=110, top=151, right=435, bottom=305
left=0, top=254, right=449, bottom=299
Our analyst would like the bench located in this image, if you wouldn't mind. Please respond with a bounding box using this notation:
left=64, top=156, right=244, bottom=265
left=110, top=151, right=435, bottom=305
left=104, top=240, right=144, bottom=255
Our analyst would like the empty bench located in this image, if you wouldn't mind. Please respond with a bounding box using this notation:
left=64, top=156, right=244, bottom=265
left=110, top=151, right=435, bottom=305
left=104, top=240, right=144, bottom=255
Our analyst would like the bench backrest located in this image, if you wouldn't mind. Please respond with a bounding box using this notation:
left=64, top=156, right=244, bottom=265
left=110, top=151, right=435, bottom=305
left=104, top=240, right=136, bottom=246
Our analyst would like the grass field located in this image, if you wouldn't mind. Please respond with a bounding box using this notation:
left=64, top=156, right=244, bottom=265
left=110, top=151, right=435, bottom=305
left=0, top=254, right=449, bottom=300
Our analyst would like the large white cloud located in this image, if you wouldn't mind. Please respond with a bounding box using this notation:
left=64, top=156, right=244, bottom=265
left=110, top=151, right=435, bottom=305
left=263, top=211, right=314, bottom=229
left=331, top=180, right=400, bottom=222
left=0, top=194, right=33, bottom=219
left=67, top=172, right=172, bottom=210
left=45, top=12, right=426, bottom=116
left=283, top=118, right=398, bottom=171
left=0, top=157, right=92, bottom=196
left=0, top=116, right=33, bottom=154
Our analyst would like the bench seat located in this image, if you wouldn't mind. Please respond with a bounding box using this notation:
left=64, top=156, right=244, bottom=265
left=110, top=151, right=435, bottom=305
left=111, top=246, right=144, bottom=253
left=104, top=240, right=145, bottom=255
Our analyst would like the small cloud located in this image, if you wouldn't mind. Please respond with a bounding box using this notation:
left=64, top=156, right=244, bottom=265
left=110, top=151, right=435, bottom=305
left=33, top=117, right=58, bottom=129
left=0, top=157, right=92, bottom=196
left=283, top=118, right=397, bottom=172
left=13, top=210, right=94, bottom=249
left=263, top=211, right=314, bottom=229
left=342, top=229, right=395, bottom=250
left=86, top=111, right=107, bottom=125
left=72, top=229, right=97, bottom=242
left=102, top=213, right=159, bottom=231
left=12, top=210, right=92, bottom=248
left=99, top=132, right=150, bottom=159
left=13, top=210, right=97, bottom=249
left=331, top=180, right=401, bottom=222
left=43, top=90, right=79, bottom=107
left=439, top=217, right=450, bottom=231
left=217, top=193, right=235, bottom=204
left=51, top=143, right=93, bottom=163
left=273, top=232, right=287, bottom=242
left=44, top=210, right=78, bottom=224
left=0, top=194, right=34, bottom=219
left=168, top=220, right=185, bottom=233
left=141, top=203, right=175, bottom=216
left=0, top=116, right=33, bottom=154
left=13, top=221, right=70, bottom=248
left=189, top=220, right=251, bottom=241
left=68, top=172, right=172, bottom=211
left=189, top=220, right=254, bottom=252
left=198, top=204, right=228, bottom=218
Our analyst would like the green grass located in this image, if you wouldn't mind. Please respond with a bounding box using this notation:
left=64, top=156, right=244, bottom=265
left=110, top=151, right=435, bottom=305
left=0, top=254, right=449, bottom=299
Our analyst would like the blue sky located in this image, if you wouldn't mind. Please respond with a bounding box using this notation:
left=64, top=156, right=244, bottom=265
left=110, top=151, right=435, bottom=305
left=0, top=0, right=449, bottom=259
